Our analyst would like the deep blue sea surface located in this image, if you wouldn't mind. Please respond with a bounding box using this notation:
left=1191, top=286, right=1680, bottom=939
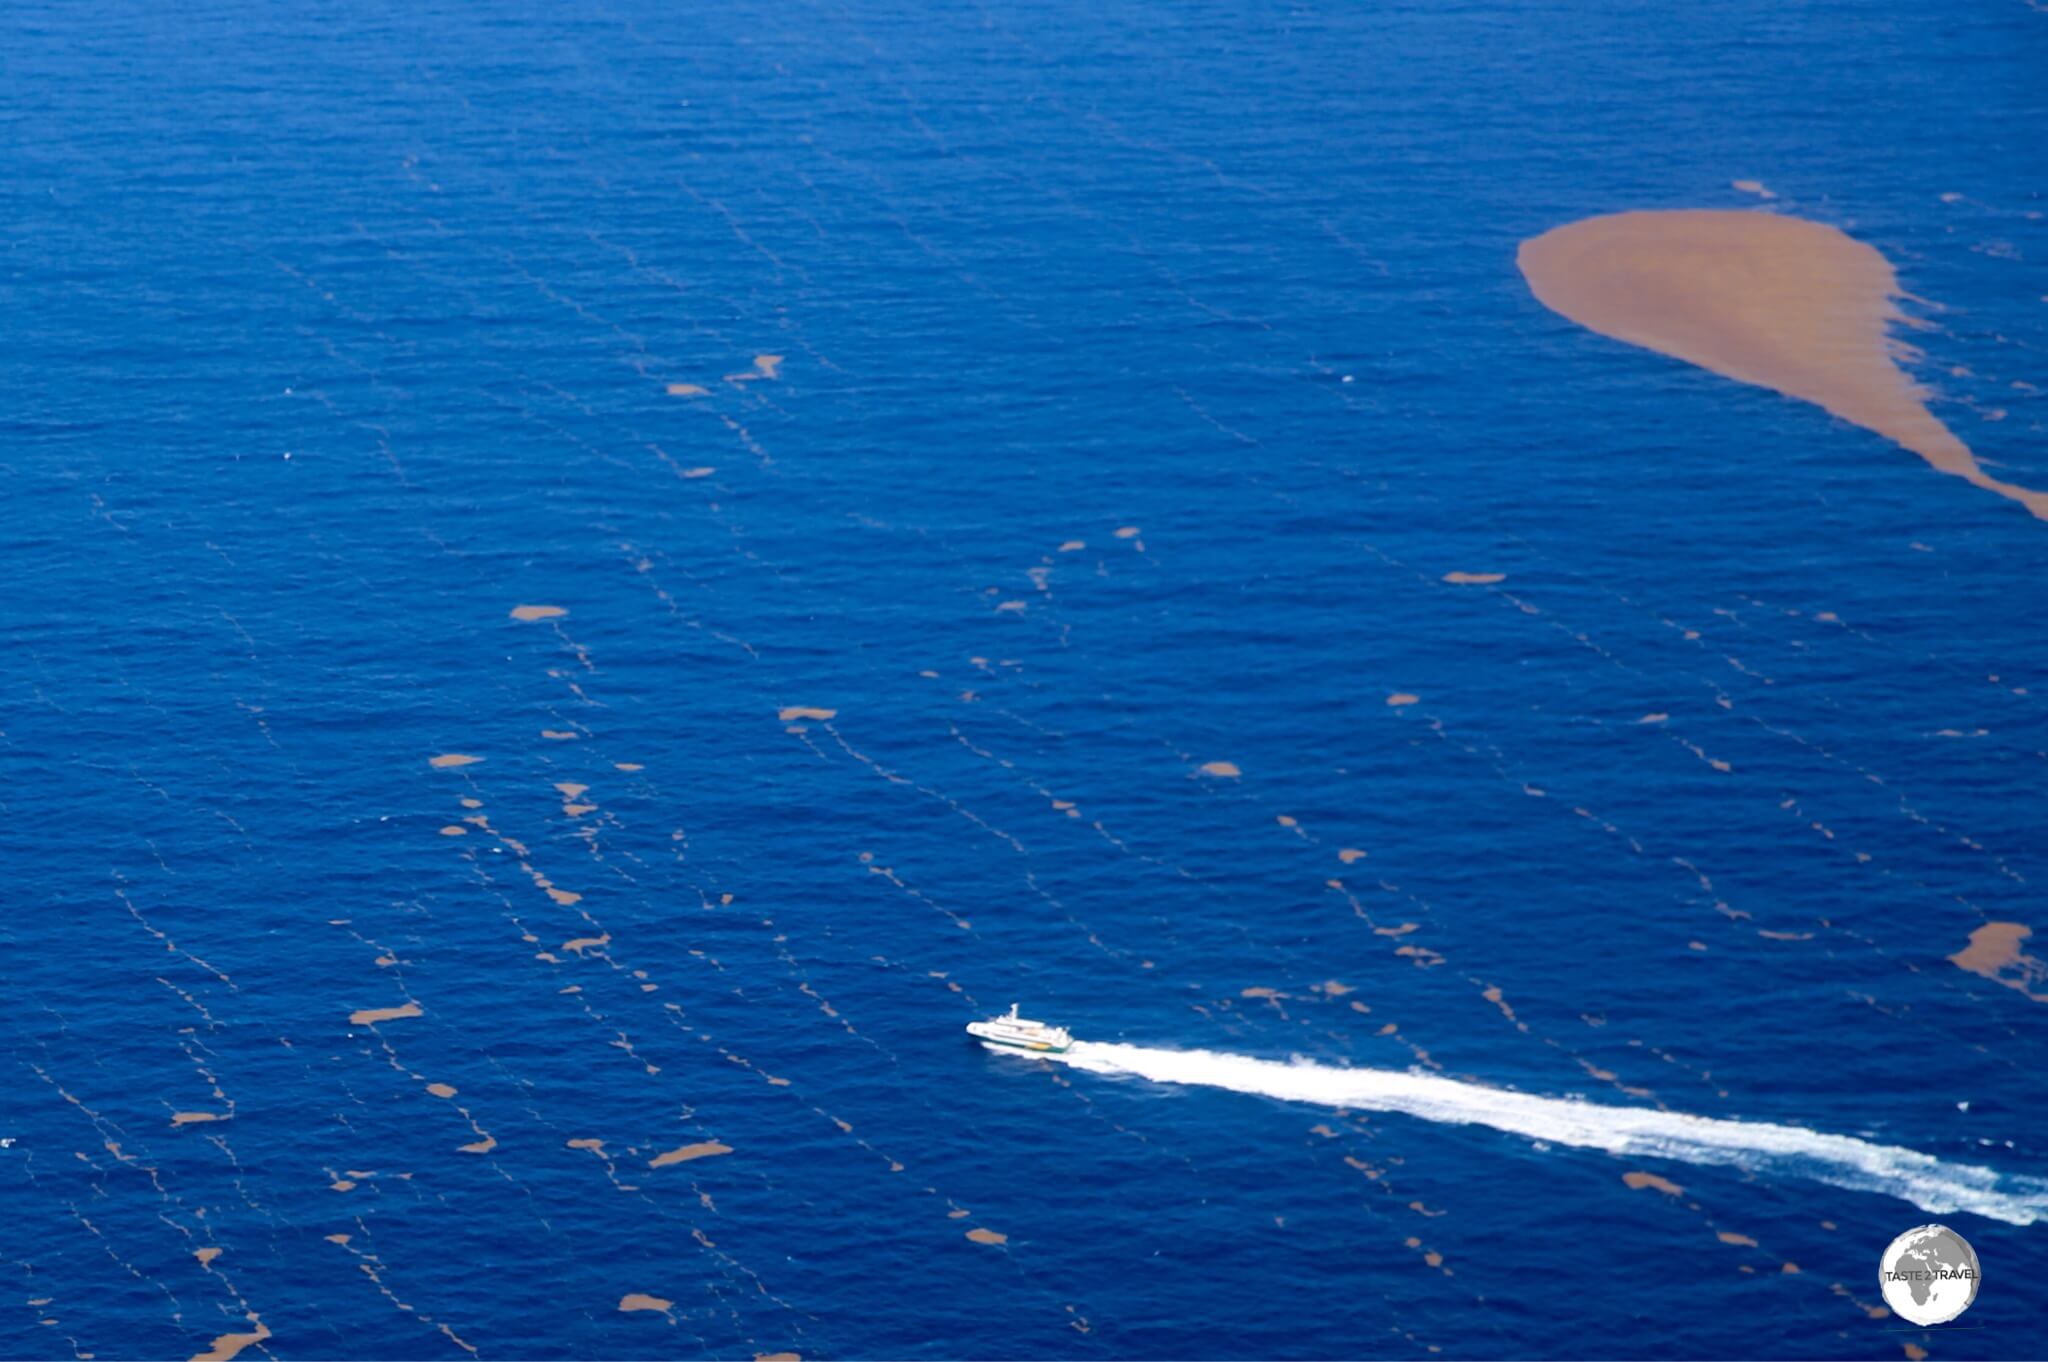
left=5, top=1, right=2047, bottom=1357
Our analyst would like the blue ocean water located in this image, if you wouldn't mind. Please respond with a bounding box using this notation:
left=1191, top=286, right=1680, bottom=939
left=4, top=0, right=2047, bottom=1357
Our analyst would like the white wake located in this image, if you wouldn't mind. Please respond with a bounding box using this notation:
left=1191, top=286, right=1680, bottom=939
left=1052, top=1042, right=2048, bottom=1226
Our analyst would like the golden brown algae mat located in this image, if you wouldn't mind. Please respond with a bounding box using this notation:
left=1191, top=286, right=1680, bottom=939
left=1948, top=921, right=2046, bottom=1002
left=1517, top=210, right=2048, bottom=520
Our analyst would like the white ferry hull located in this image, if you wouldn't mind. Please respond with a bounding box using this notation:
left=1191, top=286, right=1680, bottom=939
left=965, top=1008, right=1073, bottom=1055
left=969, top=1028, right=1070, bottom=1055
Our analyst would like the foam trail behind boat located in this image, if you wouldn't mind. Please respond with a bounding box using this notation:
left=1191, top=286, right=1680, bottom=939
left=1054, top=1042, right=2048, bottom=1227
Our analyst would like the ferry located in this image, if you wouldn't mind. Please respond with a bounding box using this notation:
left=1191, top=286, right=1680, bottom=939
left=966, top=1004, right=1073, bottom=1055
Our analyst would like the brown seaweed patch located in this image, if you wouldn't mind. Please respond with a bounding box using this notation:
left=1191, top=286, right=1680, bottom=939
left=965, top=1228, right=1008, bottom=1245
left=1198, top=761, right=1241, bottom=778
left=1442, top=572, right=1506, bottom=585
left=756, top=1353, right=802, bottom=1361
left=1948, top=922, right=2046, bottom=1000
left=438, top=824, right=468, bottom=836
left=429, top=753, right=482, bottom=769
left=724, top=355, right=784, bottom=382
left=650, top=1140, right=733, bottom=1168
left=194, top=1247, right=222, bottom=1265
left=1730, top=179, right=1776, bottom=199
left=170, top=1111, right=223, bottom=1127
left=615, top=762, right=644, bottom=771
left=1386, top=693, right=1419, bottom=707
left=1717, top=1230, right=1759, bottom=1247
left=1337, top=848, right=1367, bottom=864
left=189, top=1318, right=270, bottom=1362
left=541, top=730, right=579, bottom=740
left=510, top=605, right=567, bottom=621
left=667, top=383, right=709, bottom=396
left=1519, top=209, right=2048, bottom=520
left=350, top=1002, right=422, bottom=1025
left=426, top=1082, right=458, bottom=1098
left=1623, top=1171, right=1684, bottom=1196
left=618, top=1294, right=673, bottom=1313
left=779, top=706, right=837, bottom=722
